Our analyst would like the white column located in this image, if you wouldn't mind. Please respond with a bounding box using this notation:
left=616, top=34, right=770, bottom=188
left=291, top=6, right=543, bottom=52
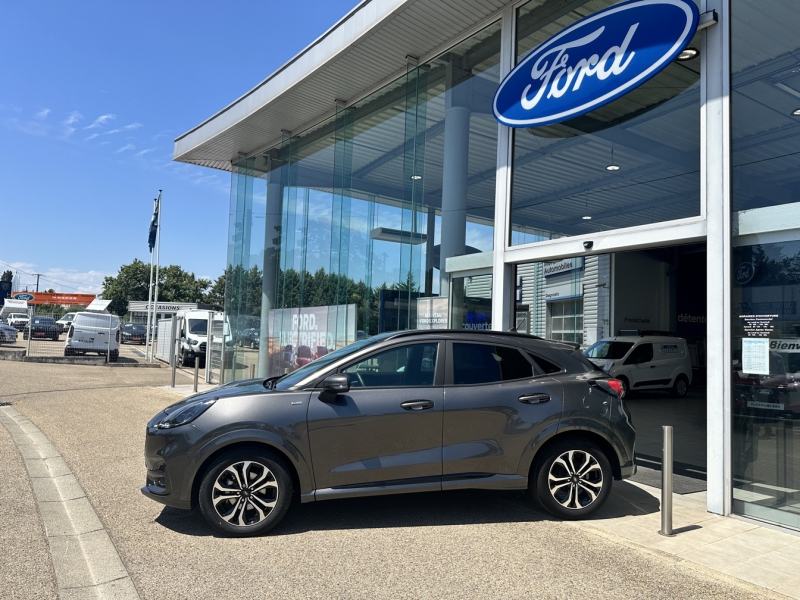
left=491, top=5, right=516, bottom=332
left=703, top=0, right=731, bottom=516
left=439, top=58, right=471, bottom=298
left=258, top=177, right=282, bottom=377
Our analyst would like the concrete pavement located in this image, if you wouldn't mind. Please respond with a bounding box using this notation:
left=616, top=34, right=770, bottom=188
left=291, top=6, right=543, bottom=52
left=0, top=360, right=787, bottom=599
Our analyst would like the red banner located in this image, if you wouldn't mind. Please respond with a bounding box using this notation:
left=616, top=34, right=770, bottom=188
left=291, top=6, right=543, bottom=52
left=11, top=292, right=96, bottom=306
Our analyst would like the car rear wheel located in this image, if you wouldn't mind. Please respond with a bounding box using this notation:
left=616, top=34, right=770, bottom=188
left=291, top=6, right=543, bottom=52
left=672, top=374, right=689, bottom=397
left=533, top=438, right=612, bottom=520
left=198, top=450, right=293, bottom=537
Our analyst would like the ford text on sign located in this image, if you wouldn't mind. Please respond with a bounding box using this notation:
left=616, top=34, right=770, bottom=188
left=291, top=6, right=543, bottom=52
left=493, top=0, right=699, bottom=128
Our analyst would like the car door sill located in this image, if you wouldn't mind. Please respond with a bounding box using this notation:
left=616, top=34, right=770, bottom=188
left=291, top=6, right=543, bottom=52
left=441, top=474, right=528, bottom=491
left=315, top=480, right=441, bottom=501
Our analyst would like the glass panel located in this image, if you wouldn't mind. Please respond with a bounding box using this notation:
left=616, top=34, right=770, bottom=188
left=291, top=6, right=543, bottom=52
left=731, top=0, right=800, bottom=532
left=509, top=0, right=701, bottom=246
left=342, top=343, right=438, bottom=388
left=450, top=274, right=493, bottom=330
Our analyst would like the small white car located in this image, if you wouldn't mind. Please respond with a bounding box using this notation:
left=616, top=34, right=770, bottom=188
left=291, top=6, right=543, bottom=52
left=56, top=312, right=81, bottom=333
left=584, top=335, right=693, bottom=397
left=7, top=312, right=30, bottom=330
left=65, top=312, right=120, bottom=361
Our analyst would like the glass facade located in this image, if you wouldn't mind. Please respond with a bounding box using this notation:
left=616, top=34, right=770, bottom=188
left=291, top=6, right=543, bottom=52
left=731, top=0, right=800, bottom=531
left=223, top=19, right=502, bottom=380
left=509, top=0, right=701, bottom=246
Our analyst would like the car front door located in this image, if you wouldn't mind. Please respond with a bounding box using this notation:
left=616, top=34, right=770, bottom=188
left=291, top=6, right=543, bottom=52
left=307, top=341, right=444, bottom=491
left=442, top=341, right=564, bottom=480
left=623, top=343, right=655, bottom=388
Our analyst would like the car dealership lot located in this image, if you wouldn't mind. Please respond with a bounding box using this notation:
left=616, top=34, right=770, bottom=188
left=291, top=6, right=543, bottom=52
left=0, top=361, right=782, bottom=600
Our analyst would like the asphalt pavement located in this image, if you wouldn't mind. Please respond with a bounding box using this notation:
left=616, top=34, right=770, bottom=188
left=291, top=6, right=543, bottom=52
left=0, top=360, right=782, bottom=599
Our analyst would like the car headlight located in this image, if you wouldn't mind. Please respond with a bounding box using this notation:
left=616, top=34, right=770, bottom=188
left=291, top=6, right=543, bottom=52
left=189, top=339, right=199, bottom=346
left=155, top=398, right=216, bottom=429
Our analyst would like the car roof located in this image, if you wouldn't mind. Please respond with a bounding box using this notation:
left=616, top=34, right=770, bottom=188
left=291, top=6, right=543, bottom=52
left=376, top=329, right=578, bottom=351
left=600, top=336, right=686, bottom=343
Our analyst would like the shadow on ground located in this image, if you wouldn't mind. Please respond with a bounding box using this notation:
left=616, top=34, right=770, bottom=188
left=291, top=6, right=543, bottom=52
left=155, top=481, right=660, bottom=537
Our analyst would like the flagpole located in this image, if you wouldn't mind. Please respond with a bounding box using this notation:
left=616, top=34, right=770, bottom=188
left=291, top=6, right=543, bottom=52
left=145, top=230, right=155, bottom=361
left=151, top=190, right=163, bottom=363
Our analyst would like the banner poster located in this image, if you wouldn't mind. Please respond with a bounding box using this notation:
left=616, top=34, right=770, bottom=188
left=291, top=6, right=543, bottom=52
left=267, top=304, right=356, bottom=375
left=417, top=298, right=449, bottom=330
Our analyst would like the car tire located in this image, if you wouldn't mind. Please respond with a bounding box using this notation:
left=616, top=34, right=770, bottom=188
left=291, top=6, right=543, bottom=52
left=180, top=349, right=189, bottom=367
left=198, top=450, right=293, bottom=537
left=64, top=348, right=73, bottom=357
left=250, top=341, right=256, bottom=349
left=672, top=374, right=689, bottom=397
left=533, top=438, right=613, bottom=520
left=109, top=350, right=119, bottom=363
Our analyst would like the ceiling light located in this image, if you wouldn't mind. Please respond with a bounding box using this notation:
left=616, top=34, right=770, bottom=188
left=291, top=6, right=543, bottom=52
left=606, top=146, right=620, bottom=171
left=793, top=108, right=800, bottom=116
left=410, top=174, right=422, bottom=180
left=582, top=215, right=592, bottom=220
left=676, top=47, right=699, bottom=61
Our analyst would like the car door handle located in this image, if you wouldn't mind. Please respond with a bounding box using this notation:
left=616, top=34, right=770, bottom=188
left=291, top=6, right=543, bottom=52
left=649, top=365, right=656, bottom=368
left=519, top=393, right=550, bottom=404
left=400, top=400, right=435, bottom=410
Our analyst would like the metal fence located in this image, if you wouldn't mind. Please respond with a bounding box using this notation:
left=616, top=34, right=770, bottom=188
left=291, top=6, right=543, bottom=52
left=3, top=306, right=148, bottom=363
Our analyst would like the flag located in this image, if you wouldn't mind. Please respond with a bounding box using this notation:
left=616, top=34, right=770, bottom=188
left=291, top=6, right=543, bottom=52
left=148, top=197, right=159, bottom=252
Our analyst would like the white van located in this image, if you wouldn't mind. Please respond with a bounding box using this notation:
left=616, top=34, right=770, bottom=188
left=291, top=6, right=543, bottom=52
left=584, top=335, right=693, bottom=397
left=176, top=309, right=209, bottom=367
left=65, top=312, right=121, bottom=361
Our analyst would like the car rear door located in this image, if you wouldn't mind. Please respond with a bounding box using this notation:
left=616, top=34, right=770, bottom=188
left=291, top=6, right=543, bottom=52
left=307, top=341, right=444, bottom=491
left=442, top=341, right=564, bottom=479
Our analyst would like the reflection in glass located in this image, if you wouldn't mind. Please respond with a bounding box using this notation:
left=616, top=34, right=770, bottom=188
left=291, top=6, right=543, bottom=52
left=510, top=0, right=701, bottom=246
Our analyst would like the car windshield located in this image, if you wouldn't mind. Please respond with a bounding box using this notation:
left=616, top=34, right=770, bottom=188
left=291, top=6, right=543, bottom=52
left=188, top=319, right=207, bottom=335
left=274, top=334, right=391, bottom=390
left=584, top=341, right=634, bottom=359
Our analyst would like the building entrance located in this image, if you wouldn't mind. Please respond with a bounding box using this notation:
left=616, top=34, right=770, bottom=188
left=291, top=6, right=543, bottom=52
left=517, top=242, right=708, bottom=492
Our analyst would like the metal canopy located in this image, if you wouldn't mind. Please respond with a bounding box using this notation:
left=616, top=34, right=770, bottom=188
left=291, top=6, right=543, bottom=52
left=173, top=0, right=511, bottom=171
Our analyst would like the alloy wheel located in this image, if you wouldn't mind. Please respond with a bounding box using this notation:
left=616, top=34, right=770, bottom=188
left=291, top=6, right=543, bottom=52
left=547, top=450, right=603, bottom=510
left=211, top=460, right=279, bottom=527
left=675, top=378, right=687, bottom=396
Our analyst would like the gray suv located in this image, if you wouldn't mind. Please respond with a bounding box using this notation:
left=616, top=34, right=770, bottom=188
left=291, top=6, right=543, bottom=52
left=142, top=330, right=635, bottom=537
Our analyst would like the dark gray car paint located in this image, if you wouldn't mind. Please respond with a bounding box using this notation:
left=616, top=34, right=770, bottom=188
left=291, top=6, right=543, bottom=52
left=142, top=330, right=635, bottom=511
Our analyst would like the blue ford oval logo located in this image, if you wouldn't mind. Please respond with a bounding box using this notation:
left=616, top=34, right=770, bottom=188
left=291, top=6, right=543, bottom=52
left=493, top=0, right=699, bottom=128
left=13, top=293, right=34, bottom=301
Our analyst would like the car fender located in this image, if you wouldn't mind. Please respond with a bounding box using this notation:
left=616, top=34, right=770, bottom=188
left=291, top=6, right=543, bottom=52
left=516, top=417, right=628, bottom=478
left=178, top=428, right=314, bottom=505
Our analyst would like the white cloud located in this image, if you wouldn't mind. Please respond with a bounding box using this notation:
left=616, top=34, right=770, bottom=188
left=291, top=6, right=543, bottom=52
left=106, top=122, right=142, bottom=135
left=86, top=113, right=115, bottom=129
left=34, top=108, right=51, bottom=120
left=63, top=111, right=83, bottom=126
left=42, top=267, right=109, bottom=295
left=134, top=147, right=157, bottom=157
left=114, top=143, right=135, bottom=153
left=3, top=117, right=48, bottom=137
left=85, top=133, right=99, bottom=141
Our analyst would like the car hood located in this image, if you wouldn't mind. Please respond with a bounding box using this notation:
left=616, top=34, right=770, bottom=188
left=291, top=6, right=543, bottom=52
left=0, top=324, right=16, bottom=333
left=162, top=378, right=270, bottom=414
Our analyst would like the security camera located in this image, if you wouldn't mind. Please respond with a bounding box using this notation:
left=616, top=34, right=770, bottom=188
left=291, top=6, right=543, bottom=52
left=583, top=240, right=594, bottom=250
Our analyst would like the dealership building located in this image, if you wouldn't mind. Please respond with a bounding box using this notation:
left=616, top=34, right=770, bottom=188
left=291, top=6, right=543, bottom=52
left=174, top=0, right=800, bottom=531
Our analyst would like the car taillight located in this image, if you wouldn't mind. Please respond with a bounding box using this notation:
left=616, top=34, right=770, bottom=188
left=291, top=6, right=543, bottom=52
left=607, top=379, right=624, bottom=396
left=115, top=330, right=120, bottom=342
left=68, top=326, right=74, bottom=338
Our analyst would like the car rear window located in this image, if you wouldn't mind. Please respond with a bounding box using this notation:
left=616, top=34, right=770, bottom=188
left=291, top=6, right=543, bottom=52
left=452, top=343, right=535, bottom=384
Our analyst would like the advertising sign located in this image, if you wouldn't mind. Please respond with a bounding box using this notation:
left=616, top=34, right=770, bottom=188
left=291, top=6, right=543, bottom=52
left=11, top=292, right=96, bottom=306
left=417, top=298, right=449, bottom=330
left=543, top=257, right=585, bottom=278
left=493, top=0, right=699, bottom=127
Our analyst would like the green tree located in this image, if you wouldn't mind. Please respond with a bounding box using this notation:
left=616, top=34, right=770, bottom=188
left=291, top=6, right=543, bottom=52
left=1, top=270, right=12, bottom=282
left=204, top=274, right=226, bottom=311
left=101, top=259, right=211, bottom=316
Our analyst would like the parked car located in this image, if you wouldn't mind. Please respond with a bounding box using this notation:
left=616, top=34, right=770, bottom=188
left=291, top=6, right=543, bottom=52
left=120, top=322, right=147, bottom=344
left=23, top=316, right=60, bottom=341
left=142, top=329, right=635, bottom=537
left=56, top=312, right=81, bottom=334
left=296, top=344, right=313, bottom=367
left=584, top=335, right=692, bottom=397
left=237, top=328, right=260, bottom=349
left=177, top=309, right=210, bottom=367
left=7, top=313, right=29, bottom=330
left=65, top=312, right=120, bottom=361
left=0, top=322, right=18, bottom=344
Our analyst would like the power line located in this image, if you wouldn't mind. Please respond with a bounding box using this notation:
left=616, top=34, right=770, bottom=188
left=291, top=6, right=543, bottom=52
left=0, top=260, right=89, bottom=292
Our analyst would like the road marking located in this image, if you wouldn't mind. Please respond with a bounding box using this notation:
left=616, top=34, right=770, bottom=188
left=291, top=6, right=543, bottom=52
left=0, top=406, right=140, bottom=599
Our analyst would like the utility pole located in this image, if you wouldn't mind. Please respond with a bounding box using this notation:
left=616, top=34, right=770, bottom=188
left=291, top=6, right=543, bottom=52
left=34, top=274, right=41, bottom=293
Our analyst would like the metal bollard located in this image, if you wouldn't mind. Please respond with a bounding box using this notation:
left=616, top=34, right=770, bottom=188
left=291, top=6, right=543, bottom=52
left=250, top=364, right=256, bottom=379
left=659, top=425, right=674, bottom=537
left=171, top=351, right=177, bottom=388
left=194, top=357, right=199, bottom=393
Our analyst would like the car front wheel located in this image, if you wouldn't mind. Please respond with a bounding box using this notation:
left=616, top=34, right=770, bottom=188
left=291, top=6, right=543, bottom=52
left=198, top=450, right=293, bottom=537
left=672, top=375, right=689, bottom=397
left=534, top=438, right=612, bottom=520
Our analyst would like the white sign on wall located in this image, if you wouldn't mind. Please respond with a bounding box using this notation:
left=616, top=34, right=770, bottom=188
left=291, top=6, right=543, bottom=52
left=544, top=281, right=583, bottom=302
left=742, top=337, right=770, bottom=375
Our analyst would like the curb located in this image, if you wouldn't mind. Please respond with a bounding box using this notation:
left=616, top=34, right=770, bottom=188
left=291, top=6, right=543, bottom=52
left=0, top=406, right=141, bottom=600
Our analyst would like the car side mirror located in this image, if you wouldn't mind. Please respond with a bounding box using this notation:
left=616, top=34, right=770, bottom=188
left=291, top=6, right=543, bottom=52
left=322, top=374, right=350, bottom=395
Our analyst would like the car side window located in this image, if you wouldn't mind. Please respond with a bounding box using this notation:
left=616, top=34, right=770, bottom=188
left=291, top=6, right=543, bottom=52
left=452, top=343, right=534, bottom=384
left=342, top=343, right=438, bottom=388
left=527, top=352, right=563, bottom=375
left=624, top=343, right=654, bottom=365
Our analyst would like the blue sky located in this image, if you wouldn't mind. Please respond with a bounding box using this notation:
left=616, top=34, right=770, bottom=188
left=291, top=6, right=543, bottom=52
left=0, top=0, right=358, bottom=294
